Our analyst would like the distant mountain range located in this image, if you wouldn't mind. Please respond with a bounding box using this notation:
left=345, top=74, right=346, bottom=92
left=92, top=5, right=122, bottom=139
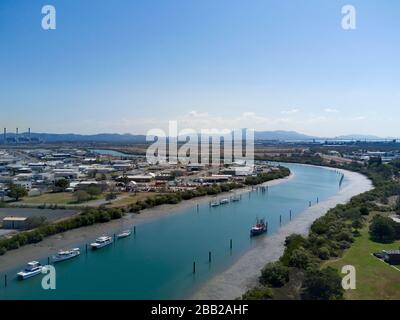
left=0, top=131, right=397, bottom=143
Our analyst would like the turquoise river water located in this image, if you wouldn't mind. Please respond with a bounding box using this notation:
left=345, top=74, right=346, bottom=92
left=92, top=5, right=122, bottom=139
left=0, top=163, right=347, bottom=300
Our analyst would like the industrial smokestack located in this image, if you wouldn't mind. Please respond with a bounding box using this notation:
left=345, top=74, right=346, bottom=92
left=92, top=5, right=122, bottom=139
left=16, top=127, right=18, bottom=143
left=3, top=128, right=6, bottom=143
left=28, top=128, right=31, bottom=141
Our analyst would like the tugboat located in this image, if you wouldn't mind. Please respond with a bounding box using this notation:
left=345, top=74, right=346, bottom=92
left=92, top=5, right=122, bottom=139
left=17, top=261, right=44, bottom=280
left=90, top=236, right=113, bottom=250
left=52, top=248, right=80, bottom=263
left=250, top=218, right=268, bottom=237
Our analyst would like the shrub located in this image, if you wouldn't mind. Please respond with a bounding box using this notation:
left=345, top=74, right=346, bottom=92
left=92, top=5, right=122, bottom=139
left=317, top=247, right=330, bottom=260
left=302, top=267, right=344, bottom=300
left=289, top=248, right=311, bottom=270
left=369, top=215, right=396, bottom=243
left=260, top=262, right=290, bottom=287
left=241, top=286, right=273, bottom=300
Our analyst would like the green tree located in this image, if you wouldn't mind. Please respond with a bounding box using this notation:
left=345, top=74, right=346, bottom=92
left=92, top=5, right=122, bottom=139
left=241, top=286, right=273, bottom=300
left=302, top=267, right=344, bottom=300
left=369, top=215, right=396, bottom=243
left=289, top=248, right=311, bottom=269
left=55, top=179, right=70, bottom=192
left=8, top=184, right=28, bottom=201
left=73, top=190, right=91, bottom=203
left=360, top=207, right=369, bottom=216
left=260, top=262, right=289, bottom=287
left=85, top=185, right=102, bottom=199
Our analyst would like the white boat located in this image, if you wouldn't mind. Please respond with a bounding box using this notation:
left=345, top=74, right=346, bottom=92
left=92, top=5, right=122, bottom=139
left=210, top=202, right=220, bottom=207
left=52, top=248, right=80, bottom=263
left=117, top=230, right=131, bottom=239
left=219, top=198, right=229, bottom=205
left=17, top=261, right=43, bottom=280
left=90, top=236, right=113, bottom=250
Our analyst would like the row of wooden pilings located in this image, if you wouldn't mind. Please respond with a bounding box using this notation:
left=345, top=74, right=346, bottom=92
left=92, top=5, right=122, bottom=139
left=192, top=238, right=234, bottom=274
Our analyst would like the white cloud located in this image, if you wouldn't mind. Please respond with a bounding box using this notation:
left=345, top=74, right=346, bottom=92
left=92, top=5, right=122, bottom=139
left=324, top=108, right=339, bottom=113
left=349, top=116, right=366, bottom=121
left=281, top=108, right=299, bottom=115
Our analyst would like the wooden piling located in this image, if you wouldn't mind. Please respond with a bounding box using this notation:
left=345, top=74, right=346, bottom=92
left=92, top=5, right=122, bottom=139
left=193, top=261, right=196, bottom=274
left=47, top=257, right=50, bottom=265
left=134, top=226, right=136, bottom=235
left=4, top=275, right=7, bottom=288
left=230, top=239, right=233, bottom=250
left=209, top=251, right=212, bottom=263
left=290, top=210, right=292, bottom=220
left=85, top=244, right=88, bottom=254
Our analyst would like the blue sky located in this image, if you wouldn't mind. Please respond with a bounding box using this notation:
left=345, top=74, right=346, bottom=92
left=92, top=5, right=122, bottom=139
left=0, top=0, right=399, bottom=136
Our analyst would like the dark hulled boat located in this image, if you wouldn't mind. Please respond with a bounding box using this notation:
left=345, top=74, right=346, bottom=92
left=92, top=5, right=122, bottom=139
left=250, top=218, right=268, bottom=237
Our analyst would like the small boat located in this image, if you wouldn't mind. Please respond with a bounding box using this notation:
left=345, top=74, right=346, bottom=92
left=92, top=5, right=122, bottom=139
left=117, top=230, right=131, bottom=239
left=232, top=196, right=240, bottom=202
left=90, top=236, right=113, bottom=250
left=219, top=198, right=230, bottom=205
left=17, top=261, right=43, bottom=280
left=210, top=202, right=220, bottom=207
left=52, top=248, right=80, bottom=263
left=250, top=218, right=268, bottom=237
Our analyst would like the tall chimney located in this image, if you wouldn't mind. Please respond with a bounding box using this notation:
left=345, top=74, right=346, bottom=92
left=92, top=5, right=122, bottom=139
left=28, top=128, right=31, bottom=141
left=16, top=127, right=18, bottom=143
left=3, top=128, right=6, bottom=143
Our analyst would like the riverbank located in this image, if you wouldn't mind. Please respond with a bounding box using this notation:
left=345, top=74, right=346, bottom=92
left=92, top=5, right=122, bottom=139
left=190, top=167, right=373, bottom=300
left=0, top=173, right=294, bottom=275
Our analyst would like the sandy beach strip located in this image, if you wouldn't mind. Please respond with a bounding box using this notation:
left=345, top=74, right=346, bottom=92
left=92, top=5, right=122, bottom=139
left=0, top=173, right=294, bottom=275
left=190, top=168, right=373, bottom=300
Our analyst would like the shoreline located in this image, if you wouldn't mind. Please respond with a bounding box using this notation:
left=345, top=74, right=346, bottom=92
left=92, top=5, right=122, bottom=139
left=0, top=173, right=294, bottom=275
left=189, top=167, right=373, bottom=300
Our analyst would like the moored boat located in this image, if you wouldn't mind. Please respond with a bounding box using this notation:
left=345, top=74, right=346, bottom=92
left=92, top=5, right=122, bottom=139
left=90, top=236, right=113, bottom=250
left=250, top=218, right=268, bottom=237
left=219, top=198, right=230, bottom=205
left=210, top=202, right=220, bottom=207
left=117, top=230, right=131, bottom=239
left=52, top=248, right=80, bottom=263
left=17, top=261, right=43, bottom=280
left=232, top=196, right=240, bottom=202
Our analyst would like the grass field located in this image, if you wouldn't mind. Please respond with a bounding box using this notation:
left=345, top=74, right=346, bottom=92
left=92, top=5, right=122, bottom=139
left=22, top=192, right=104, bottom=205
left=324, top=215, right=400, bottom=300
left=22, top=192, right=75, bottom=204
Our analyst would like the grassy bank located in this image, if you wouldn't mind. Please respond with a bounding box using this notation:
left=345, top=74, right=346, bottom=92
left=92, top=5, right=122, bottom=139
left=324, top=214, right=400, bottom=300
left=243, top=159, right=400, bottom=300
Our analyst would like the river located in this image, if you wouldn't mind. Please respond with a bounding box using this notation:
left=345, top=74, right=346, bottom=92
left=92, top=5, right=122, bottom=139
left=0, top=163, right=364, bottom=300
